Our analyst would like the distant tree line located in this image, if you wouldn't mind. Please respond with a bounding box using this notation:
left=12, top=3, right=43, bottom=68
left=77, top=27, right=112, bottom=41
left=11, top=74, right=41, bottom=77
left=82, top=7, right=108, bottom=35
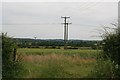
left=14, top=38, right=102, bottom=49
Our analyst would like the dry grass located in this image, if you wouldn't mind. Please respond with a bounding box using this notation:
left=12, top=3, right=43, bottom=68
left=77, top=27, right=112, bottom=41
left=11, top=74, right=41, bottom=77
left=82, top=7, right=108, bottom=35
left=18, top=49, right=98, bottom=78
left=23, top=53, right=96, bottom=63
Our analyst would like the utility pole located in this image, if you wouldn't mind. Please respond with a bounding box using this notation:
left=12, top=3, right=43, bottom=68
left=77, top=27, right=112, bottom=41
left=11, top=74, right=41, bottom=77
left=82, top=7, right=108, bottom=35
left=34, top=37, right=37, bottom=40
left=34, top=37, right=37, bottom=47
left=66, top=23, right=72, bottom=41
left=61, top=16, right=71, bottom=49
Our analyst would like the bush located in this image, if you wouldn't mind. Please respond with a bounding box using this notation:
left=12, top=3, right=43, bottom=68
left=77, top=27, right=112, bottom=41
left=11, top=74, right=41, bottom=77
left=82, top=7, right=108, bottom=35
left=101, top=25, right=120, bottom=65
left=102, top=33, right=120, bottom=64
left=96, top=23, right=120, bottom=77
left=2, top=33, right=25, bottom=78
left=89, top=58, right=120, bottom=78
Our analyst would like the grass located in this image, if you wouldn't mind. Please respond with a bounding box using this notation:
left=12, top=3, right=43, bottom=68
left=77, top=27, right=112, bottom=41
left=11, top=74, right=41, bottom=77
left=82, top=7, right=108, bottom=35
left=18, top=48, right=98, bottom=58
left=17, top=48, right=100, bottom=78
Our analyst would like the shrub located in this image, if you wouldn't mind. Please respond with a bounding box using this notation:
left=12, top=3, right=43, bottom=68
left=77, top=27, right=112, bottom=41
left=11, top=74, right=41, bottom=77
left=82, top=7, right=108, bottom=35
left=102, top=33, right=120, bottom=64
left=2, top=33, right=26, bottom=78
left=89, top=58, right=120, bottom=78
left=96, top=23, right=120, bottom=77
left=101, top=24, right=120, bottom=65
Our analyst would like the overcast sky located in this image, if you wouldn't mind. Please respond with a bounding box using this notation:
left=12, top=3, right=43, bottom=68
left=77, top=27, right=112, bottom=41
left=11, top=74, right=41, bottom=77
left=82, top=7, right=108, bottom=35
left=2, top=2, right=118, bottom=40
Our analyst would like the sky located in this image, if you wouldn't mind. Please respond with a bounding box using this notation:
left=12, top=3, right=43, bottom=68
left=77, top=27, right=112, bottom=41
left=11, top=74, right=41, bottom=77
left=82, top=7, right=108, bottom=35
left=2, top=1, right=118, bottom=40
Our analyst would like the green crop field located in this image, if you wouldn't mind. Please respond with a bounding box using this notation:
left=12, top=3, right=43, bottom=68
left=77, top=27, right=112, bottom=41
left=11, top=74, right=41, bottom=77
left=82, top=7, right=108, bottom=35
left=17, top=48, right=101, bottom=78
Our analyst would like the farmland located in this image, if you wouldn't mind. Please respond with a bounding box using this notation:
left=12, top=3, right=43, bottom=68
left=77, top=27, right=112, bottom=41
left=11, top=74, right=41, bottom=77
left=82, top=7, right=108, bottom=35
left=17, top=48, right=100, bottom=78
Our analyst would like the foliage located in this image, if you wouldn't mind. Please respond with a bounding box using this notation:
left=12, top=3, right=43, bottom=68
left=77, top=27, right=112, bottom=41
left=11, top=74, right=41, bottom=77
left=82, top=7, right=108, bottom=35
left=101, top=24, right=120, bottom=65
left=102, top=33, right=120, bottom=64
left=94, top=23, right=120, bottom=78
left=88, top=23, right=120, bottom=78
left=2, top=33, right=15, bottom=66
left=89, top=58, right=120, bottom=78
left=15, top=38, right=99, bottom=48
left=2, top=33, right=26, bottom=78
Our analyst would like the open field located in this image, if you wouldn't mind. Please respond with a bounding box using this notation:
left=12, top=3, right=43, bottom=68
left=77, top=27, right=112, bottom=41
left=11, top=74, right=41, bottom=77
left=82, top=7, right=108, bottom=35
left=17, top=48, right=100, bottom=78
left=18, top=48, right=98, bottom=58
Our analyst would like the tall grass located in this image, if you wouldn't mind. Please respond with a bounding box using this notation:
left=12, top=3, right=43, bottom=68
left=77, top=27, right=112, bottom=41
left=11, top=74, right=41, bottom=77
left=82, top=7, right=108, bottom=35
left=17, top=48, right=98, bottom=78
left=22, top=53, right=96, bottom=78
left=17, top=48, right=120, bottom=78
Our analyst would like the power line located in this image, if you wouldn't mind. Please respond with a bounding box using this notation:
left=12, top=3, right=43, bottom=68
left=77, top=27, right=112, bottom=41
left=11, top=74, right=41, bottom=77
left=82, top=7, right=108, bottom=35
left=1, top=23, right=98, bottom=27
left=2, top=23, right=61, bottom=25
